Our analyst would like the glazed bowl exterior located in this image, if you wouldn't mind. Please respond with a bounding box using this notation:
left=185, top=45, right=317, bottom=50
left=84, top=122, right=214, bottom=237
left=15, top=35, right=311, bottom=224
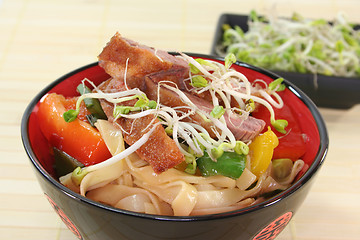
left=21, top=53, right=328, bottom=240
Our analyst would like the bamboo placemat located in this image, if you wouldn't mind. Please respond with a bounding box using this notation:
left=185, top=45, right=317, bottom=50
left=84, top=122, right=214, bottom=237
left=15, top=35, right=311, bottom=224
left=1, top=0, right=359, bottom=239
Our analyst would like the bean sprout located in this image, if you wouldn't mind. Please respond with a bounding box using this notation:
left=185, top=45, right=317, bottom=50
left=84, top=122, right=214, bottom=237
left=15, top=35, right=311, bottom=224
left=216, top=11, right=360, bottom=78
left=66, top=53, right=288, bottom=173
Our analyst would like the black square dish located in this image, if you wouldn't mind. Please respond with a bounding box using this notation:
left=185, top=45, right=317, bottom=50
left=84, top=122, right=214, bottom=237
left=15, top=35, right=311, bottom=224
left=211, top=14, right=360, bottom=109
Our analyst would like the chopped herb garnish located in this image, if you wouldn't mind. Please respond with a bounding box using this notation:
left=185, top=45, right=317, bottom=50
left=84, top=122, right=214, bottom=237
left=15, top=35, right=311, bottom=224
left=210, top=105, right=225, bottom=119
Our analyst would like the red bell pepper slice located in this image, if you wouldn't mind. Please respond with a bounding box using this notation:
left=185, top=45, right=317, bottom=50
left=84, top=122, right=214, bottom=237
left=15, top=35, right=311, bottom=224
left=37, top=93, right=112, bottom=166
left=252, top=93, right=306, bottom=162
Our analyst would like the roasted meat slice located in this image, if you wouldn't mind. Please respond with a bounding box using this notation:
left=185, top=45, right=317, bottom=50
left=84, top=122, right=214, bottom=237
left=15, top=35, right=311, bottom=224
left=98, top=78, right=185, bottom=173
left=118, top=115, right=185, bottom=173
left=144, top=76, right=265, bottom=141
left=98, top=32, right=189, bottom=90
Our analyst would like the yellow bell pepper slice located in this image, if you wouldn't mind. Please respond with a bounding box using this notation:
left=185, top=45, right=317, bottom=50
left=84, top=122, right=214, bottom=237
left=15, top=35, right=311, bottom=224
left=249, top=127, right=279, bottom=177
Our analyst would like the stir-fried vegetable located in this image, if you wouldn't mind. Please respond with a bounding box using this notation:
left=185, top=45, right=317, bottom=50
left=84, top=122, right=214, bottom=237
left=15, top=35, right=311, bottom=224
left=252, top=100, right=306, bottom=161
left=197, top=151, right=246, bottom=179
left=217, top=10, right=360, bottom=78
left=76, top=83, right=107, bottom=124
left=53, top=147, right=84, bottom=177
left=272, top=158, right=294, bottom=179
left=38, top=93, right=112, bottom=166
left=248, top=127, right=279, bottom=177
left=71, top=167, right=88, bottom=186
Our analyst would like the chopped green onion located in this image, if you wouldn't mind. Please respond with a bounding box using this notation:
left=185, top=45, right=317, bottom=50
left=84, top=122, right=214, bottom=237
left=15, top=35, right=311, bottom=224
left=272, top=119, right=288, bottom=134
left=148, top=100, right=157, bottom=109
left=190, top=75, right=208, bottom=88
left=113, top=106, right=133, bottom=117
left=211, top=147, right=224, bottom=159
left=245, top=99, right=255, bottom=112
left=71, top=167, right=88, bottom=186
left=234, top=25, right=244, bottom=37
left=225, top=53, right=237, bottom=69
left=234, top=141, right=249, bottom=155
left=269, top=78, right=286, bottom=92
left=309, top=40, right=325, bottom=60
left=310, top=19, right=327, bottom=26
left=63, top=109, right=79, bottom=122
left=335, top=40, right=344, bottom=53
left=196, top=58, right=216, bottom=68
left=189, top=63, right=200, bottom=74
left=249, top=10, right=259, bottom=22
left=76, top=84, right=107, bottom=120
left=134, top=95, right=149, bottom=108
left=343, top=33, right=358, bottom=47
left=189, top=58, right=216, bottom=74
left=164, top=126, right=173, bottom=135
left=291, top=12, right=303, bottom=22
left=184, top=155, right=197, bottom=175
left=210, top=105, right=225, bottom=119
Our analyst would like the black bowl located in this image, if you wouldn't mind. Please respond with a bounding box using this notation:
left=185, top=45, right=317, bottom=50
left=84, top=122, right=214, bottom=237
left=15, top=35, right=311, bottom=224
left=21, top=53, right=328, bottom=240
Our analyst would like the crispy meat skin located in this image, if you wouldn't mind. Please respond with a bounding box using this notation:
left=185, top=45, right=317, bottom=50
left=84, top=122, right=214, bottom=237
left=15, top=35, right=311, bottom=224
left=118, top=115, right=185, bottom=173
left=98, top=79, right=185, bottom=173
left=98, top=32, right=189, bottom=90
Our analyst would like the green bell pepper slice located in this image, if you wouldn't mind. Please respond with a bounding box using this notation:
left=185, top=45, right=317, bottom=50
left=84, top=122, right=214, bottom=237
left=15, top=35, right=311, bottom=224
left=197, top=151, right=246, bottom=179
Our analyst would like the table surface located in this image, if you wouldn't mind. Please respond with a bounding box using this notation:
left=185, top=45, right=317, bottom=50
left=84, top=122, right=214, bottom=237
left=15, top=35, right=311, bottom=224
left=1, top=0, right=360, bottom=239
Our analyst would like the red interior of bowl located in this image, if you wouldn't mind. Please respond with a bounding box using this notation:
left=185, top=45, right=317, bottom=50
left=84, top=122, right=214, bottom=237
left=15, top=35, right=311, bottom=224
left=27, top=60, right=320, bottom=179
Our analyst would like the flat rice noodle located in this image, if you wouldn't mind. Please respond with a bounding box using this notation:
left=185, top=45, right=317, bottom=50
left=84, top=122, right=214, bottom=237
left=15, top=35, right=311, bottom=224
left=86, top=184, right=164, bottom=214
left=194, top=189, right=247, bottom=209
left=191, top=198, right=255, bottom=215
left=235, top=168, right=257, bottom=190
left=59, top=173, right=80, bottom=193
left=134, top=178, right=197, bottom=216
left=95, top=119, right=125, bottom=156
left=126, top=153, right=236, bottom=188
left=115, top=193, right=152, bottom=213
left=80, top=160, right=125, bottom=195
